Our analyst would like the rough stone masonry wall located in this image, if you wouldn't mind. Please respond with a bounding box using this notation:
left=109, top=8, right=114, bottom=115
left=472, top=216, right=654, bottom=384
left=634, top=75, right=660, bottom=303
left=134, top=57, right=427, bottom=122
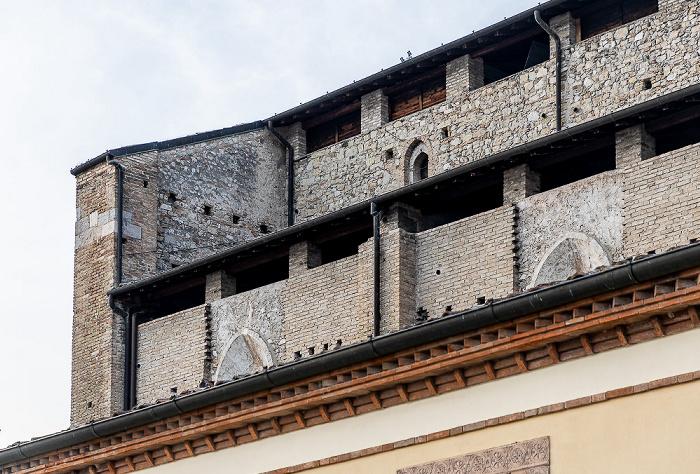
left=119, top=151, right=159, bottom=283
left=517, top=171, right=624, bottom=290
left=566, top=3, right=700, bottom=125
left=415, top=207, right=514, bottom=319
left=72, top=162, right=124, bottom=426
left=293, top=2, right=698, bottom=224
left=283, top=253, right=368, bottom=361
left=622, top=141, right=700, bottom=256
left=294, top=59, right=557, bottom=222
left=156, top=130, right=287, bottom=271
left=136, top=304, right=210, bottom=404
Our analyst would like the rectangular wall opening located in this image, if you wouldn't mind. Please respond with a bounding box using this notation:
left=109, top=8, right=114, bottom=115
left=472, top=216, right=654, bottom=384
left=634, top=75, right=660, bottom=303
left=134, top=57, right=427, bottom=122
left=305, top=104, right=361, bottom=153
left=651, top=113, right=700, bottom=156
left=234, top=256, right=289, bottom=294
left=387, top=67, right=446, bottom=121
left=576, top=0, right=658, bottom=41
left=315, top=226, right=373, bottom=265
left=479, top=31, right=550, bottom=85
left=532, top=138, right=616, bottom=192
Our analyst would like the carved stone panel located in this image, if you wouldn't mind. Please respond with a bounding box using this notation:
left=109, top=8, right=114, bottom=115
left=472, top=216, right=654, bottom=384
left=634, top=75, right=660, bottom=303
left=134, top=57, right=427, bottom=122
left=397, top=436, right=549, bottom=474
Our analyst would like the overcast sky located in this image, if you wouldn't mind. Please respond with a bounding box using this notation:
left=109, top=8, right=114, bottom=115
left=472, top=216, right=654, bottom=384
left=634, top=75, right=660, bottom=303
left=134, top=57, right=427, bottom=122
left=0, top=0, right=534, bottom=448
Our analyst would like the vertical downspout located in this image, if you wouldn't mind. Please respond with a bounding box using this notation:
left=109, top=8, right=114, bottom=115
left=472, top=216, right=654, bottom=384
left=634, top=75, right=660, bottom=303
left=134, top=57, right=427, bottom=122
left=130, top=311, right=141, bottom=407
left=535, top=10, right=562, bottom=131
left=106, top=155, right=124, bottom=283
left=267, top=121, right=295, bottom=227
left=371, top=202, right=384, bottom=337
left=106, top=155, right=133, bottom=411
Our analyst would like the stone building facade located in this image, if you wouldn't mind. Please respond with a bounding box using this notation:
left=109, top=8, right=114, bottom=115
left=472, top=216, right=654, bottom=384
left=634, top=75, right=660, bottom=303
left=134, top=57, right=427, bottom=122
left=64, top=0, right=700, bottom=427
left=4, top=0, right=700, bottom=472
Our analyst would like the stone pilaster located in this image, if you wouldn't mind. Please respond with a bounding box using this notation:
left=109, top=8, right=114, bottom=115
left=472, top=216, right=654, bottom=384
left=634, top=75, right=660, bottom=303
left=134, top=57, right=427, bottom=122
left=549, top=13, right=577, bottom=54
left=446, top=54, right=484, bottom=100
left=284, top=122, right=306, bottom=158
left=205, top=269, right=236, bottom=302
left=503, top=164, right=540, bottom=205
left=361, top=89, right=389, bottom=133
left=616, top=125, right=656, bottom=169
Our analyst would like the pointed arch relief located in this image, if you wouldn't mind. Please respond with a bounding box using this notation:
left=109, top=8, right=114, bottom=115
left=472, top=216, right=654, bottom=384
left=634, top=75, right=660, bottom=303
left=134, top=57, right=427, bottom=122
left=214, top=328, right=275, bottom=383
left=404, top=140, right=433, bottom=184
left=528, top=232, right=611, bottom=289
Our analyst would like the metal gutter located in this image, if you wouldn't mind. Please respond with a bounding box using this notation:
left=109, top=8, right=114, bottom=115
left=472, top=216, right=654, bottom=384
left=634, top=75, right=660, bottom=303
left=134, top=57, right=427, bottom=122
left=3, top=241, right=700, bottom=465
left=534, top=10, right=562, bottom=131
left=107, top=81, right=700, bottom=297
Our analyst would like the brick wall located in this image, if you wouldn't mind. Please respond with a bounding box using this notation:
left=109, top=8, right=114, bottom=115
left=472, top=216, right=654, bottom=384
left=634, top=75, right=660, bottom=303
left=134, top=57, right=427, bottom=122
left=415, top=207, right=514, bottom=319
left=136, top=304, right=210, bottom=404
left=622, top=142, right=700, bottom=255
left=283, top=253, right=369, bottom=360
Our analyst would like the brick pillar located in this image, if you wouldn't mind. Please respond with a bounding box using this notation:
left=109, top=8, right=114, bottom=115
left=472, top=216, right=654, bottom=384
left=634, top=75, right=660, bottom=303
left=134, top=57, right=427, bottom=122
left=71, top=162, right=124, bottom=426
left=289, top=241, right=322, bottom=274
left=446, top=54, right=484, bottom=100
left=616, top=125, right=656, bottom=169
left=549, top=13, right=577, bottom=54
left=285, top=122, right=306, bottom=158
left=503, top=164, right=540, bottom=205
left=378, top=203, right=420, bottom=334
left=205, top=270, right=236, bottom=302
left=361, top=89, right=389, bottom=133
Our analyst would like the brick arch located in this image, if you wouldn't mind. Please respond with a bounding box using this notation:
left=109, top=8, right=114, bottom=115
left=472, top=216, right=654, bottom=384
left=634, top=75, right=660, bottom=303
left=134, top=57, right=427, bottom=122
left=529, top=232, right=611, bottom=289
left=402, top=138, right=434, bottom=184
left=214, top=328, right=274, bottom=382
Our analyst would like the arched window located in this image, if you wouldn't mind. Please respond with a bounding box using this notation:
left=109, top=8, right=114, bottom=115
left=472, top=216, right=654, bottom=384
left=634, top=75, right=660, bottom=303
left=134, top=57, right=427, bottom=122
left=407, top=141, right=430, bottom=184
left=416, top=152, right=428, bottom=181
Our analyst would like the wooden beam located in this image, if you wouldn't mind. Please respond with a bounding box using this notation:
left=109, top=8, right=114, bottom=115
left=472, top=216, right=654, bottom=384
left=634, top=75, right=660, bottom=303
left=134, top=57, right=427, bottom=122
left=397, top=384, right=409, bottom=402
left=546, top=343, right=560, bottom=363
left=163, top=446, right=174, bottom=462
left=615, top=326, right=629, bottom=346
left=383, top=65, right=446, bottom=96
left=651, top=316, right=665, bottom=337
left=688, top=306, right=699, bottom=325
left=425, top=377, right=438, bottom=395
left=143, top=452, right=154, bottom=467
left=225, top=430, right=236, bottom=446
left=204, top=435, right=216, bottom=451
left=514, top=353, right=528, bottom=372
left=344, top=398, right=356, bottom=416
left=484, top=361, right=496, bottom=380
left=318, top=404, right=331, bottom=423
left=88, top=466, right=97, bottom=474
left=454, top=368, right=467, bottom=387
left=124, top=457, right=135, bottom=472
left=370, top=391, right=383, bottom=409
left=471, top=26, right=543, bottom=59
left=184, top=440, right=195, bottom=456
left=270, top=417, right=282, bottom=434
left=295, top=411, right=306, bottom=428
left=248, top=424, right=259, bottom=440
left=580, top=334, right=594, bottom=355
left=302, top=101, right=361, bottom=130
left=107, top=461, right=117, bottom=474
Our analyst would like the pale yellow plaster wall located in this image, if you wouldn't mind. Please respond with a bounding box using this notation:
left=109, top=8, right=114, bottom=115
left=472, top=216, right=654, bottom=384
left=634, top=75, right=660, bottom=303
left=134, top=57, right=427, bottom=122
left=145, top=328, right=700, bottom=474
left=309, top=380, right=700, bottom=473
